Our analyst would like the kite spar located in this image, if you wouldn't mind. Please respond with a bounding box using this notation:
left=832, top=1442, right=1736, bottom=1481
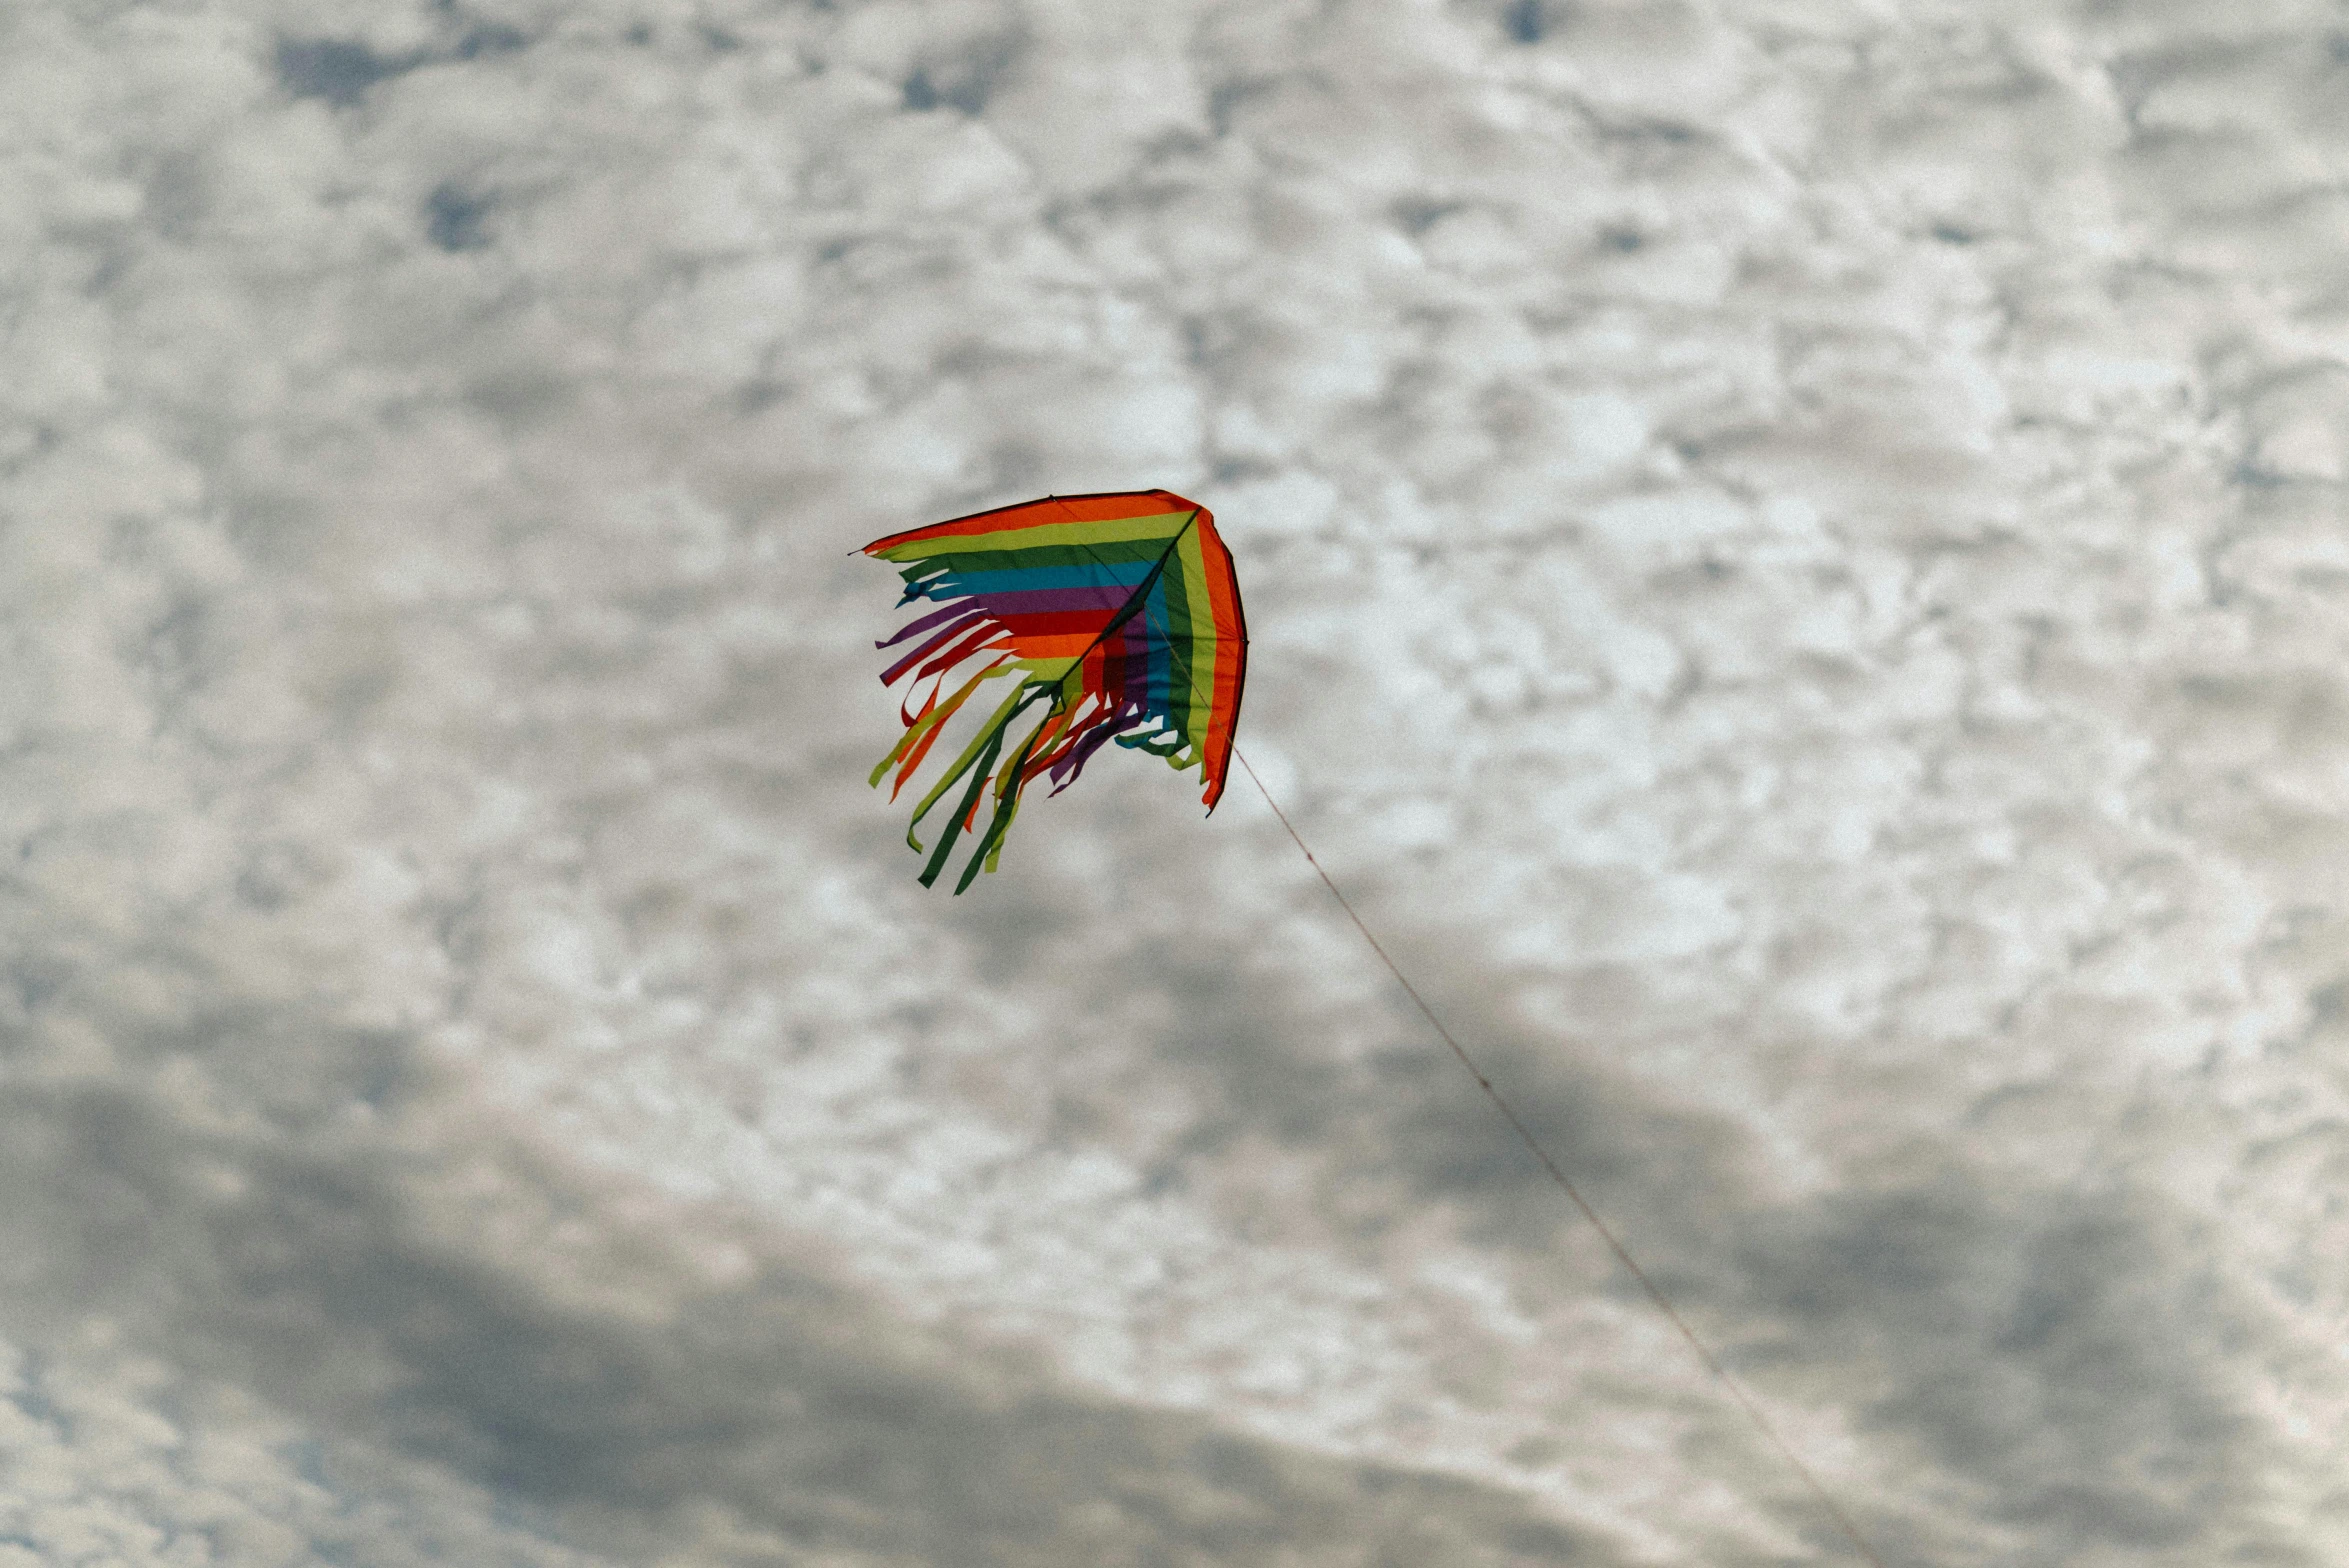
left=859, top=491, right=1887, bottom=1567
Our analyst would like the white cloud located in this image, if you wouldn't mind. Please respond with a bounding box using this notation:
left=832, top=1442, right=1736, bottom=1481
left=8, top=0, right=2349, bottom=1562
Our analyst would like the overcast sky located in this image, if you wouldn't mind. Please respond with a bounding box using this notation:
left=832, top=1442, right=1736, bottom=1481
left=6, top=0, right=2349, bottom=1563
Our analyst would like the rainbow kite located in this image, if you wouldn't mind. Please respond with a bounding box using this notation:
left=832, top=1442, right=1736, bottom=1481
left=863, top=490, right=1249, bottom=891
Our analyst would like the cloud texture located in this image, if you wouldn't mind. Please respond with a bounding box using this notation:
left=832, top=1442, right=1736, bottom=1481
left=6, top=0, right=2349, bottom=1562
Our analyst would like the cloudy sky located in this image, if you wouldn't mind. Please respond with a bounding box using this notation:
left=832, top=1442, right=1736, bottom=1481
left=8, top=0, right=2349, bottom=1562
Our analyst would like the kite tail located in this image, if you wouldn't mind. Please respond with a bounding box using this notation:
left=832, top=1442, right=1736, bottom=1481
left=870, top=657, right=1013, bottom=800
left=902, top=682, right=1059, bottom=890
left=955, top=700, right=1063, bottom=892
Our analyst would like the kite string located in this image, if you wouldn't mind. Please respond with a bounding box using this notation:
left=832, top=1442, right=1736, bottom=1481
left=1228, top=747, right=1889, bottom=1568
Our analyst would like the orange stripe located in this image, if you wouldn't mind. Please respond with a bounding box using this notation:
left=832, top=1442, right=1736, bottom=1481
left=1005, top=632, right=1101, bottom=659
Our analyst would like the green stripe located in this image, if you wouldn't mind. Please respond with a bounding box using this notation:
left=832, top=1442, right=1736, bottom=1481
left=1158, top=538, right=1196, bottom=751
left=895, top=539, right=1176, bottom=578
left=1173, top=531, right=1224, bottom=741
left=874, top=509, right=1195, bottom=560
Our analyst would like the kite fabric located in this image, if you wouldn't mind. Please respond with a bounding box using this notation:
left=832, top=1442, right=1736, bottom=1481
left=862, top=490, right=1249, bottom=892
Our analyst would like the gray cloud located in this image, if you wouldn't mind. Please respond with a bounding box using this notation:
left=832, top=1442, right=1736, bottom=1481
left=0, top=1027, right=1628, bottom=1566
left=1026, top=916, right=2299, bottom=1561
left=1737, top=1177, right=2281, bottom=1562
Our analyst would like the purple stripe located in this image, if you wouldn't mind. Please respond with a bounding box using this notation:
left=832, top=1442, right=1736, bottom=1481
left=1046, top=706, right=1138, bottom=791
left=877, top=601, right=987, bottom=649
left=949, top=584, right=1139, bottom=617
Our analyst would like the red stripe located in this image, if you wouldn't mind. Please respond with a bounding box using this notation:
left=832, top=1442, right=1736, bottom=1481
left=906, top=621, right=1008, bottom=686
left=990, top=608, right=1120, bottom=639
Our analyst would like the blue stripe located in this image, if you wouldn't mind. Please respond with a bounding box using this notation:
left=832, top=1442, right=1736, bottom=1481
left=918, top=560, right=1160, bottom=597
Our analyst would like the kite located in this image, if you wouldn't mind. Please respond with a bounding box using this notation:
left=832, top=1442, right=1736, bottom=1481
left=862, top=490, right=1248, bottom=892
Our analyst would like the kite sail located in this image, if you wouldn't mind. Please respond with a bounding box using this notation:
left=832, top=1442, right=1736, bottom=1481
left=862, top=490, right=1248, bottom=892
